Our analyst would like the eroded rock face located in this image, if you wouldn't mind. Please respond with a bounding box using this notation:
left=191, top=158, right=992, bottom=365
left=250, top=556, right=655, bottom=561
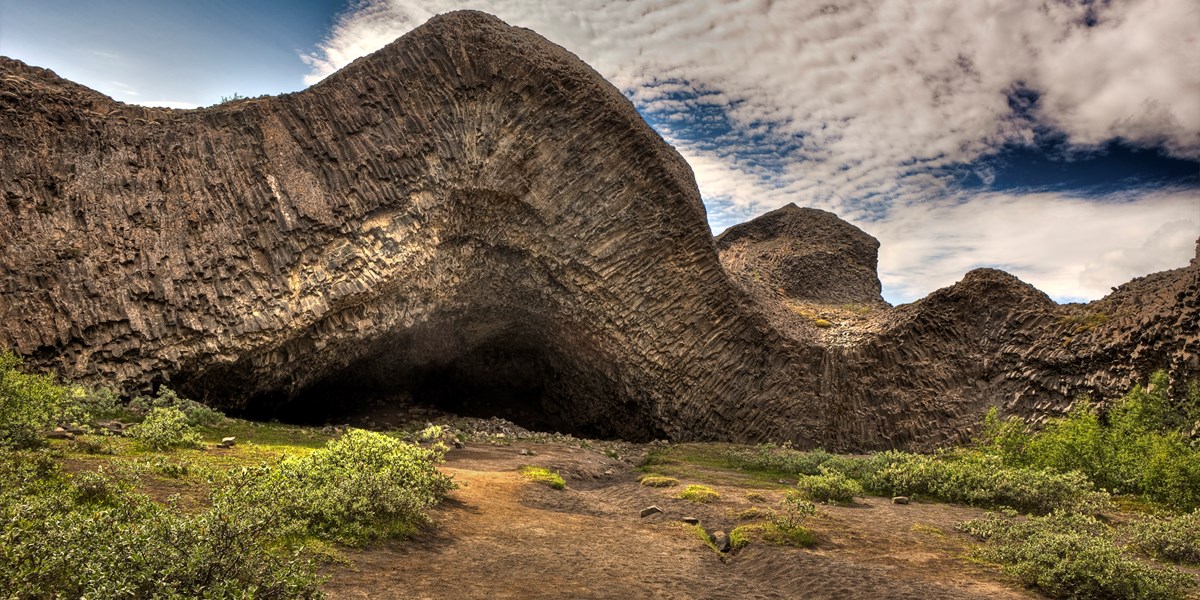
left=0, top=11, right=782, bottom=441
left=1, top=10, right=1196, bottom=449
left=717, top=203, right=885, bottom=306
left=722, top=207, right=1199, bottom=446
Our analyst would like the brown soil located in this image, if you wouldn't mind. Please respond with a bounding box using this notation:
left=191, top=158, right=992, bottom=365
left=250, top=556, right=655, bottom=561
left=324, top=442, right=1038, bottom=600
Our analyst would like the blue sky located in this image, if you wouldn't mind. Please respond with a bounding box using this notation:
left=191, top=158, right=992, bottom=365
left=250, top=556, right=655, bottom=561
left=2, top=0, right=1197, bottom=304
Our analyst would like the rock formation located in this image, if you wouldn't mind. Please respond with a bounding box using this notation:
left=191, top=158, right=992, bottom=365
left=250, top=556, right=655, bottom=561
left=1, top=10, right=1196, bottom=449
left=717, top=203, right=885, bottom=306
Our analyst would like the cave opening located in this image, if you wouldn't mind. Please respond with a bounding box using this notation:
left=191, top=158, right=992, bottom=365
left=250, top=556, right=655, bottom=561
left=235, top=316, right=661, bottom=441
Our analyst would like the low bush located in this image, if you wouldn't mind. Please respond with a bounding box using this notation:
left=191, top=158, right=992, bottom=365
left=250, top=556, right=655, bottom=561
left=795, top=467, right=862, bottom=504
left=677, top=484, right=719, bottom=503
left=519, top=465, right=566, bottom=490
left=0, top=452, right=323, bottom=599
left=957, top=511, right=1196, bottom=600
left=1131, top=510, right=1200, bottom=565
left=128, top=406, right=202, bottom=451
left=251, top=429, right=457, bottom=545
left=861, top=449, right=1108, bottom=514
left=130, top=386, right=224, bottom=427
left=976, top=372, right=1200, bottom=510
left=0, top=428, right=456, bottom=596
left=775, top=491, right=817, bottom=529
left=0, top=351, right=71, bottom=449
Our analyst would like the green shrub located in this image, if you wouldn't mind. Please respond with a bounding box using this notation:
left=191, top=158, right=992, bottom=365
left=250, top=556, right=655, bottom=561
left=0, top=351, right=70, bottom=449
left=128, top=406, right=201, bottom=451
left=958, top=511, right=1196, bottom=600
left=252, top=429, right=456, bottom=545
left=795, top=467, right=862, bottom=504
left=0, top=452, right=323, bottom=599
left=775, top=491, right=817, bottom=529
left=677, top=484, right=719, bottom=503
left=978, top=372, right=1200, bottom=510
left=130, top=386, right=224, bottom=427
left=519, top=465, right=566, bottom=490
left=1132, top=510, right=1200, bottom=565
left=639, top=475, right=679, bottom=487
left=863, top=449, right=1108, bottom=514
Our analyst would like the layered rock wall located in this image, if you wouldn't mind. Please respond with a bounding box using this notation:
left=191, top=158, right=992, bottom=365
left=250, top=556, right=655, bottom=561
left=2, top=11, right=1196, bottom=449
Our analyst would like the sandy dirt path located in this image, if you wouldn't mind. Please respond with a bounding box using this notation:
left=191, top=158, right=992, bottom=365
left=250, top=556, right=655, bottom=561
left=324, top=443, right=1039, bottom=600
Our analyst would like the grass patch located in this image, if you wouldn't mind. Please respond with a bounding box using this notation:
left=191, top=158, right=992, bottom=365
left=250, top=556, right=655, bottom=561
left=639, top=475, right=679, bottom=487
left=735, top=522, right=816, bottom=548
left=678, top=484, right=719, bottom=503
left=519, top=465, right=566, bottom=490
left=911, top=523, right=945, bottom=537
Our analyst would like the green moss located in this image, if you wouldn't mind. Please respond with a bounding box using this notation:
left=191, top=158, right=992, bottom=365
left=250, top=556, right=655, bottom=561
left=519, top=465, right=566, bottom=490
left=728, top=525, right=753, bottom=550
left=677, top=484, right=719, bottom=503
left=813, top=318, right=833, bottom=328
left=639, top=475, right=679, bottom=487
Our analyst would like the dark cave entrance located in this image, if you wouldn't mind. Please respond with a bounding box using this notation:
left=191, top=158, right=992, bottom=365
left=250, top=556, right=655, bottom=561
left=236, top=321, right=660, bottom=441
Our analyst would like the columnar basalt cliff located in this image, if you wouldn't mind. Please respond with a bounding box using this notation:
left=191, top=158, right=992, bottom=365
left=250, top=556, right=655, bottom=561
left=1, top=11, right=1196, bottom=449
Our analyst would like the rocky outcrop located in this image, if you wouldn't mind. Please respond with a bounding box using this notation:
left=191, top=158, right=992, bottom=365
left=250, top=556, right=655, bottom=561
left=0, top=11, right=787, bottom=441
left=717, top=203, right=885, bottom=306
left=724, top=208, right=1199, bottom=445
left=1, top=11, right=1196, bottom=449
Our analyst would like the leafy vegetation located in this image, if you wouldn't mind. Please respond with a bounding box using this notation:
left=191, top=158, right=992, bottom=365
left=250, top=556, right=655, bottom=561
left=128, top=406, right=203, bottom=451
left=0, top=451, right=324, bottom=599
left=1131, top=510, right=1200, bottom=565
left=519, top=465, right=566, bottom=489
left=976, top=371, right=1200, bottom=510
left=0, top=353, right=456, bottom=597
left=677, top=484, right=719, bottom=503
left=957, top=511, right=1196, bottom=600
left=794, top=467, right=862, bottom=504
left=243, top=429, right=456, bottom=546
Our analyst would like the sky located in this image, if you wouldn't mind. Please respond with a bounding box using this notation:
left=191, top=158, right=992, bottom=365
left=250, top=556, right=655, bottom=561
left=1, top=0, right=1197, bottom=304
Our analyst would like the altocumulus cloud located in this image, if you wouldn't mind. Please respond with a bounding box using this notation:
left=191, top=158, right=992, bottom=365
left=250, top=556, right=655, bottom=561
left=302, top=0, right=1200, bottom=304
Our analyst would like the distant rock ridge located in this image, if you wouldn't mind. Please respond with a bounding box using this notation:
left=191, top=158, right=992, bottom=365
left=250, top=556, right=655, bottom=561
left=1, top=10, right=1196, bottom=450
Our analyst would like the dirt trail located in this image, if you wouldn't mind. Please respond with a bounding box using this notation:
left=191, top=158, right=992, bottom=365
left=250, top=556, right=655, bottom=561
left=324, top=443, right=1038, bottom=600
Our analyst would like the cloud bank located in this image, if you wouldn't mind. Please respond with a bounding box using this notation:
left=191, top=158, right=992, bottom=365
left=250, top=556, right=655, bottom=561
left=302, top=0, right=1200, bottom=303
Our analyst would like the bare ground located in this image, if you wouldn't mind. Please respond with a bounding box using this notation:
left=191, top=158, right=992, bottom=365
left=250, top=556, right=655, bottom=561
left=324, top=442, right=1039, bottom=600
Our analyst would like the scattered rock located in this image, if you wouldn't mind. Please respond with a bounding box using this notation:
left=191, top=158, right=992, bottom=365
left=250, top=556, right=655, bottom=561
left=680, top=517, right=700, bottom=525
left=452, top=440, right=465, bottom=449
left=712, top=530, right=731, bottom=553
left=892, top=496, right=910, bottom=505
left=94, top=420, right=128, bottom=434
left=216, top=436, right=236, bottom=449
left=45, top=427, right=74, bottom=440
left=640, top=506, right=663, bottom=518
left=519, top=448, right=537, bottom=456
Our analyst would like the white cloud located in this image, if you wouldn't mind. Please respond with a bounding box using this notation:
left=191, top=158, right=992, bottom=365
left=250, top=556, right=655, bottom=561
left=871, top=188, right=1199, bottom=303
left=301, top=0, right=1200, bottom=303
